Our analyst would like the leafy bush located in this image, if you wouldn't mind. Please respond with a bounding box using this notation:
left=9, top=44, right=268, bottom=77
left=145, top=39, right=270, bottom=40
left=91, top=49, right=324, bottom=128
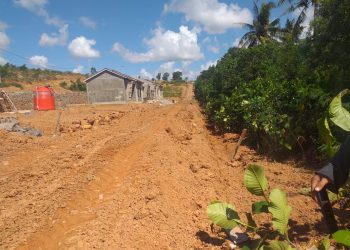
left=0, top=82, right=23, bottom=89
left=207, top=165, right=293, bottom=248
left=68, top=78, right=86, bottom=92
left=195, top=42, right=329, bottom=154
left=59, top=81, right=68, bottom=88
left=163, top=85, right=182, bottom=97
left=207, top=165, right=350, bottom=249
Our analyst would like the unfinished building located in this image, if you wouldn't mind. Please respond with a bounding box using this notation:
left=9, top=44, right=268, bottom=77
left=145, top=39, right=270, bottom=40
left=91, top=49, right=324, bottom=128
left=139, top=79, right=163, bottom=101
left=85, top=68, right=144, bottom=104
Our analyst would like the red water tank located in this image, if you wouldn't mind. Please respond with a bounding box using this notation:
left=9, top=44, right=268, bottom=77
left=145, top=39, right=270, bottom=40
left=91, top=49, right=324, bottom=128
left=33, top=86, right=55, bottom=111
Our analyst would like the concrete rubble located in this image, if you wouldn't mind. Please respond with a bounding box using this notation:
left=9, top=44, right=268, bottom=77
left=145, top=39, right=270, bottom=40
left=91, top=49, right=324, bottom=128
left=0, top=117, right=42, bottom=136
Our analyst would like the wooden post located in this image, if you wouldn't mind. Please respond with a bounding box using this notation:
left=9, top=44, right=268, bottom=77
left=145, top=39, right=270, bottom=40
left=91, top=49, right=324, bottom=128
left=232, top=128, right=248, bottom=160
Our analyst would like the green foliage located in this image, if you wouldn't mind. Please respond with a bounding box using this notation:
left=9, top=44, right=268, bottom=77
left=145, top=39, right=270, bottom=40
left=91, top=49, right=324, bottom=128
left=90, top=67, right=97, bottom=75
left=244, top=165, right=268, bottom=197
left=195, top=0, right=350, bottom=156
left=328, top=89, right=350, bottom=132
left=268, top=189, right=292, bottom=236
left=207, top=165, right=293, bottom=248
left=262, top=240, right=295, bottom=250
left=163, top=85, right=182, bottom=97
left=206, top=201, right=241, bottom=229
left=156, top=72, right=161, bottom=81
left=252, top=201, right=269, bottom=214
left=333, top=230, right=350, bottom=247
left=239, top=1, right=281, bottom=47
left=195, top=42, right=329, bottom=154
left=162, top=72, right=170, bottom=81
left=318, top=236, right=331, bottom=250
left=172, top=71, right=182, bottom=81
left=59, top=81, right=68, bottom=88
left=68, top=78, right=86, bottom=92
left=318, top=89, right=350, bottom=157
left=0, top=82, right=23, bottom=89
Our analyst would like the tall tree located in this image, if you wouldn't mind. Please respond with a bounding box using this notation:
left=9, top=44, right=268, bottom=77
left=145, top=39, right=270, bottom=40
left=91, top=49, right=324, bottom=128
left=172, top=71, right=182, bottom=81
left=90, top=67, right=97, bottom=75
left=162, top=72, right=170, bottom=81
left=239, top=0, right=280, bottom=48
left=279, top=0, right=319, bottom=32
left=156, top=72, right=161, bottom=81
left=281, top=18, right=304, bottom=42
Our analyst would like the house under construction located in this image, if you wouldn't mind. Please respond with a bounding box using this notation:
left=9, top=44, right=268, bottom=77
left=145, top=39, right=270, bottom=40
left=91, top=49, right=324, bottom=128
left=85, top=68, right=163, bottom=104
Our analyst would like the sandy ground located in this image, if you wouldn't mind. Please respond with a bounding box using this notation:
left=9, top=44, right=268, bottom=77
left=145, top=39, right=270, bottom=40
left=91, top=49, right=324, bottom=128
left=1, top=85, right=348, bottom=250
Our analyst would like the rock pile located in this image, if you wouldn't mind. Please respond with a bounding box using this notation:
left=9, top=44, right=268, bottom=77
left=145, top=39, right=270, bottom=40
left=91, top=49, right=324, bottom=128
left=59, top=111, right=125, bottom=133
left=0, top=117, right=42, bottom=136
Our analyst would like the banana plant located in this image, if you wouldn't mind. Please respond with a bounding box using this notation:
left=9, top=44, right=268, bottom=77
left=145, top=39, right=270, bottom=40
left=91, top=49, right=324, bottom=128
left=318, top=89, right=350, bottom=157
left=207, top=165, right=294, bottom=249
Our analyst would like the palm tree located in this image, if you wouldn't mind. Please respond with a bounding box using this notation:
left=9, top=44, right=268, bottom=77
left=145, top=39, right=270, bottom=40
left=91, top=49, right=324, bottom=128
left=278, top=0, right=319, bottom=29
left=281, top=18, right=304, bottom=42
left=239, top=0, right=281, bottom=48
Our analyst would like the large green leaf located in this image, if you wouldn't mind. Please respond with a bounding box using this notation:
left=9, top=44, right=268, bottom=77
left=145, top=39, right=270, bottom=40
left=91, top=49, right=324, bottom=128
left=268, top=189, right=291, bottom=236
left=328, top=89, right=350, bottom=132
left=333, top=230, right=350, bottom=246
left=317, top=116, right=339, bottom=157
left=207, top=201, right=241, bottom=229
left=252, top=201, right=269, bottom=214
left=244, top=165, right=268, bottom=197
left=262, top=240, right=295, bottom=250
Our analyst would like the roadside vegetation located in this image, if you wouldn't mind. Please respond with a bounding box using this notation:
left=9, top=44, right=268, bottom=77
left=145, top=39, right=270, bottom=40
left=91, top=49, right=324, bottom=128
left=0, top=82, right=23, bottom=89
left=163, top=84, right=183, bottom=98
left=195, top=0, right=350, bottom=157
left=59, top=78, right=86, bottom=92
left=0, top=63, right=84, bottom=85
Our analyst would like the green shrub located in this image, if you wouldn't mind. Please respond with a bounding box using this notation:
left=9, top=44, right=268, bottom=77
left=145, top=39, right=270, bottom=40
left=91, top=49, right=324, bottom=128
left=68, top=78, right=86, bottom=92
left=0, top=82, right=23, bottom=89
left=59, top=81, right=68, bottom=88
left=195, top=42, right=330, bottom=154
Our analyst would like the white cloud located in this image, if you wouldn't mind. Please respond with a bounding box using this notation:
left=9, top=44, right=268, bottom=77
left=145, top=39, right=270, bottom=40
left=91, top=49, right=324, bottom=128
left=80, top=16, right=96, bottom=29
left=158, top=61, right=175, bottom=74
left=164, top=0, right=252, bottom=34
left=0, top=56, right=7, bottom=65
left=14, top=0, right=47, bottom=11
left=68, top=36, right=100, bottom=59
left=232, top=38, right=240, bottom=47
left=203, top=36, right=220, bottom=53
left=39, top=24, right=68, bottom=46
left=0, top=32, right=10, bottom=49
left=29, top=55, right=48, bottom=68
left=72, top=65, right=84, bottom=73
left=0, top=21, right=8, bottom=31
left=139, top=68, right=153, bottom=80
left=112, top=25, right=203, bottom=63
left=14, top=0, right=65, bottom=27
left=200, top=60, right=218, bottom=71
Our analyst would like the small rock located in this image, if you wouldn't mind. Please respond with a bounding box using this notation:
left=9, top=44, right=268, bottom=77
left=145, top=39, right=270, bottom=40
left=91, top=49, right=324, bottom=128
left=99, top=194, right=104, bottom=200
left=2, top=161, right=9, bottom=166
left=228, top=227, right=249, bottom=244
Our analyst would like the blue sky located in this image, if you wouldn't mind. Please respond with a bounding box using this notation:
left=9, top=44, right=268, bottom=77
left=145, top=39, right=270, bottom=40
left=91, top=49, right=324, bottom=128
left=0, top=0, right=297, bottom=79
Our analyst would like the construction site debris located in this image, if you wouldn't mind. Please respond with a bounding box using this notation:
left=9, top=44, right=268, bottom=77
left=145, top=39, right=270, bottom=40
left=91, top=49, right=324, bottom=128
left=59, top=111, right=125, bottom=133
left=0, top=117, right=42, bottom=136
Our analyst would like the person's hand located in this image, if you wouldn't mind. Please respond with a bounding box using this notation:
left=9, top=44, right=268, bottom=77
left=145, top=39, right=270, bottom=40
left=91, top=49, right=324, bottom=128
left=311, top=174, right=330, bottom=202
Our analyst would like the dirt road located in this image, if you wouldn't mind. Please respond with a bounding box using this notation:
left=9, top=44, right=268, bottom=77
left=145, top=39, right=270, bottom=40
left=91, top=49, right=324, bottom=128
left=0, top=85, right=331, bottom=249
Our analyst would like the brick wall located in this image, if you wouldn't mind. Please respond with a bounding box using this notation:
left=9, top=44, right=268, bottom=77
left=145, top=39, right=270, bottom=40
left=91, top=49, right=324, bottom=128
left=7, top=92, right=87, bottom=110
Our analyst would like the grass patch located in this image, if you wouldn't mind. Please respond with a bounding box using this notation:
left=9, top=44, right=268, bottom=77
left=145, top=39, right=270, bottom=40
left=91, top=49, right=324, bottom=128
left=0, top=82, right=23, bottom=89
left=163, top=85, right=182, bottom=97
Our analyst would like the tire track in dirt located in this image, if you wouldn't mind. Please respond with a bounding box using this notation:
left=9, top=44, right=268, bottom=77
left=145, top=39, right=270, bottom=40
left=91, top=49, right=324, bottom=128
left=17, top=102, right=184, bottom=249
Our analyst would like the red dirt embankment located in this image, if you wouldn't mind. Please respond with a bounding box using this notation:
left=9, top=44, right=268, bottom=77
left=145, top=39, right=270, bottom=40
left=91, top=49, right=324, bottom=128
left=0, top=85, right=344, bottom=249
